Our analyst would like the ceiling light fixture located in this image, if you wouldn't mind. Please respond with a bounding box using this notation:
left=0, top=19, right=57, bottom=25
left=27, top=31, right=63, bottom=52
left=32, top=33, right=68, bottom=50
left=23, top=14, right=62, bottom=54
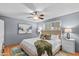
left=33, top=15, right=39, bottom=20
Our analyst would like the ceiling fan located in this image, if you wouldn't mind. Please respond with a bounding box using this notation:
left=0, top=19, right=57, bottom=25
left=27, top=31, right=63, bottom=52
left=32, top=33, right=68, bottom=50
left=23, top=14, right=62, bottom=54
left=27, top=11, right=44, bottom=20
left=22, top=3, right=44, bottom=20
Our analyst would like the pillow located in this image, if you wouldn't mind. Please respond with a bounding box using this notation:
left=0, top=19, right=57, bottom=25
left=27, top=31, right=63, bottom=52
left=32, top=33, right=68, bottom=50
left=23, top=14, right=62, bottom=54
left=44, top=34, right=51, bottom=40
left=51, top=35, right=59, bottom=39
left=40, top=34, right=51, bottom=40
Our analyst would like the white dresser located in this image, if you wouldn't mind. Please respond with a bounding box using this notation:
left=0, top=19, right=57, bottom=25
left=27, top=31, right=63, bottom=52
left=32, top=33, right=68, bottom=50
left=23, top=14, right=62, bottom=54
left=62, top=38, right=75, bottom=53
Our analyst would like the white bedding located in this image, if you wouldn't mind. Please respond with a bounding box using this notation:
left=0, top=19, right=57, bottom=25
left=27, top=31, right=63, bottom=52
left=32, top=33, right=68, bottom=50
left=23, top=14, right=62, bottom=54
left=20, top=37, right=61, bottom=56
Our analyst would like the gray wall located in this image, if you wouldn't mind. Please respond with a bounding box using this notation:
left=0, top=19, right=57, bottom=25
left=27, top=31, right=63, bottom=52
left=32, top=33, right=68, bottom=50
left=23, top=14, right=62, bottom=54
left=61, top=12, right=79, bottom=52
left=0, top=16, right=38, bottom=46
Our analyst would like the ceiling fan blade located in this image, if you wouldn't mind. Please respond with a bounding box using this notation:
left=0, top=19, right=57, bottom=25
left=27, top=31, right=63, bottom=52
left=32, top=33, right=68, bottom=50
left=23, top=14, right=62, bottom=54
left=39, top=17, right=44, bottom=20
left=8, top=12, right=33, bottom=15
left=0, top=12, right=11, bottom=18
left=42, top=4, right=54, bottom=14
left=23, top=3, right=36, bottom=11
left=27, top=17, right=32, bottom=18
left=40, top=14, right=44, bottom=16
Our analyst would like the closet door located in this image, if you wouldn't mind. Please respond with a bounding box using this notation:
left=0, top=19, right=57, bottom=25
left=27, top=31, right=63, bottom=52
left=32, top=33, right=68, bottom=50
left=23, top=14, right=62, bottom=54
left=0, top=19, right=4, bottom=55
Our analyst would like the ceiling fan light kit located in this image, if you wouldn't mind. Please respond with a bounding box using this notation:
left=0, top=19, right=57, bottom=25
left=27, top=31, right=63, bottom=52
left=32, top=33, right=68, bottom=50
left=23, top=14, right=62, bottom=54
left=33, top=15, right=39, bottom=20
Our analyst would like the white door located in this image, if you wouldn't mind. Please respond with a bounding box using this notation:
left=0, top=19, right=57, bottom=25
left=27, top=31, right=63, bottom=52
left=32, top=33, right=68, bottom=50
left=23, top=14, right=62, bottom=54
left=0, top=20, right=4, bottom=55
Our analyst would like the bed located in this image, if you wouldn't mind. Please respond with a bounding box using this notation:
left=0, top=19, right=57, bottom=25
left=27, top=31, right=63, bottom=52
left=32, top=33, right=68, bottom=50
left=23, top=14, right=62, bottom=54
left=20, top=37, right=61, bottom=56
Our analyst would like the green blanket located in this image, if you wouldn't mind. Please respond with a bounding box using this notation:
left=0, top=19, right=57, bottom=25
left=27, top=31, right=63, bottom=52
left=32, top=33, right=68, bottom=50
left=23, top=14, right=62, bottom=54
left=34, top=40, right=52, bottom=56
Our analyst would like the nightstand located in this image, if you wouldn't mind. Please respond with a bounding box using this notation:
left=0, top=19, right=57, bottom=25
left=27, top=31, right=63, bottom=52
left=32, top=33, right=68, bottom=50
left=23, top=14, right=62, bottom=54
left=62, top=38, right=75, bottom=53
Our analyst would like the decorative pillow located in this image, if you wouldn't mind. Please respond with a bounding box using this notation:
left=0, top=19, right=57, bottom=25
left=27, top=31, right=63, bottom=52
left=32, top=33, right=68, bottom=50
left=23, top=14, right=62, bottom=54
left=40, top=34, right=51, bottom=40
left=44, top=34, right=51, bottom=40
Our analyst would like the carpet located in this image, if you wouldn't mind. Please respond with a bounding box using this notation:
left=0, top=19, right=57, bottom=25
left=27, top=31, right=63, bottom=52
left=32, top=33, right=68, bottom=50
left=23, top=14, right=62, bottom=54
left=11, top=47, right=77, bottom=56
left=11, top=47, right=28, bottom=56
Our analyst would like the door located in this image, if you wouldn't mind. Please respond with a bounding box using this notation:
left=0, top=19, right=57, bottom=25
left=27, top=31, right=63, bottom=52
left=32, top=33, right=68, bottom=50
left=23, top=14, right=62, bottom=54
left=0, top=19, right=4, bottom=55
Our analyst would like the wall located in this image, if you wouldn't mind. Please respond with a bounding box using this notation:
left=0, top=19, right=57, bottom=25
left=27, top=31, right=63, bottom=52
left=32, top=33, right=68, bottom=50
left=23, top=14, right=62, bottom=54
left=0, top=16, right=38, bottom=46
left=37, top=18, right=61, bottom=31
left=61, top=12, right=79, bottom=52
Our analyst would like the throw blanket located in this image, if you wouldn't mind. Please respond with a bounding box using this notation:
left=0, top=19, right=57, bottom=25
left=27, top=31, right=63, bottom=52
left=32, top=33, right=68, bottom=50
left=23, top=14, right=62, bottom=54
left=34, top=40, right=52, bottom=56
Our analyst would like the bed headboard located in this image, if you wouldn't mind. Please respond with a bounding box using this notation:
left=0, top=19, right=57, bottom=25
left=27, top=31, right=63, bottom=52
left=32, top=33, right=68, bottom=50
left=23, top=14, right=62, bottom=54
left=41, top=30, right=61, bottom=38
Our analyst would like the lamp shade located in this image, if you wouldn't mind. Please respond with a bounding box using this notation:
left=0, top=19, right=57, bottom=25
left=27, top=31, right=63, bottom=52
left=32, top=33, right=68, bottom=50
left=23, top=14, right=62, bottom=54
left=64, top=28, right=72, bottom=33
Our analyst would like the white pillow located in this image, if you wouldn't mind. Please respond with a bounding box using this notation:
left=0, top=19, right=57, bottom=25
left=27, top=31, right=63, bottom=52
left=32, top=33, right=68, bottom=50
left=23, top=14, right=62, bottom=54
left=51, top=35, right=59, bottom=39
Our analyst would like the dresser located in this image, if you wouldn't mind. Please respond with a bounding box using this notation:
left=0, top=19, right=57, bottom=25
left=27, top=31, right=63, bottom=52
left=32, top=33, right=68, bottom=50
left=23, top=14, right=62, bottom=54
left=62, top=38, right=75, bottom=53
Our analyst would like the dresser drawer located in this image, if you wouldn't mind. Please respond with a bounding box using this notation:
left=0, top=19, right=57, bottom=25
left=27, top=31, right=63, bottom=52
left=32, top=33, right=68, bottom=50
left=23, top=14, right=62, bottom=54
left=62, top=46, right=75, bottom=53
left=63, top=43, right=75, bottom=47
left=62, top=38, right=75, bottom=53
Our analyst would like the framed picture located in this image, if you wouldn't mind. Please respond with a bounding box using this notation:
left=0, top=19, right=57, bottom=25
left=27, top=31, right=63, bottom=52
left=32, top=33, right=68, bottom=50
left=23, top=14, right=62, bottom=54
left=51, top=20, right=61, bottom=30
left=18, top=24, right=32, bottom=34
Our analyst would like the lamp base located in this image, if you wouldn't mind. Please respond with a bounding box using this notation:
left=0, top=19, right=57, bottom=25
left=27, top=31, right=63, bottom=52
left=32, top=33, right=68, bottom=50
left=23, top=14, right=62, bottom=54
left=67, top=33, right=70, bottom=39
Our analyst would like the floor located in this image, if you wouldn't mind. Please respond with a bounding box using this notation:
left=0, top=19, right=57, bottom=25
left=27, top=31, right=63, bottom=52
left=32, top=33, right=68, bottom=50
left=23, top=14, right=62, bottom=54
left=55, top=51, right=79, bottom=56
left=3, top=44, right=19, bottom=56
left=3, top=44, right=79, bottom=56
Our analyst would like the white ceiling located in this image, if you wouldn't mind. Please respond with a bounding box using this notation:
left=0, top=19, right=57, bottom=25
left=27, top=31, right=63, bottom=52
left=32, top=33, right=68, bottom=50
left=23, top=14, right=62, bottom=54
left=0, top=3, right=79, bottom=22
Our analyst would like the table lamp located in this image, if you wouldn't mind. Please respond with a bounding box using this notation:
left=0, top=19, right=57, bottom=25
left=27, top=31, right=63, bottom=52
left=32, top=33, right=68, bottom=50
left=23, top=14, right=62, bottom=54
left=64, top=28, right=72, bottom=39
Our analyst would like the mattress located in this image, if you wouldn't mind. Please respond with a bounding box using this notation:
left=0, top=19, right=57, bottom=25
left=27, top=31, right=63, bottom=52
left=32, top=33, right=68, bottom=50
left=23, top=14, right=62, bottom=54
left=20, top=37, right=61, bottom=56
